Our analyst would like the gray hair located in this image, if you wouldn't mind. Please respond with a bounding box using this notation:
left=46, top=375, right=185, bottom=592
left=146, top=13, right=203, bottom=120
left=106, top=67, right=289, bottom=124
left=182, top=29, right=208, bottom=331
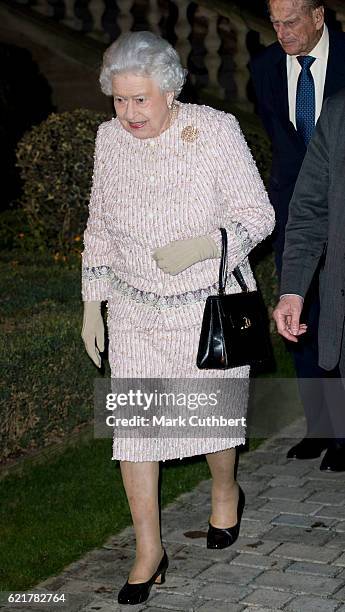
left=267, top=0, right=324, bottom=11
left=303, top=0, right=324, bottom=8
left=99, top=31, right=187, bottom=97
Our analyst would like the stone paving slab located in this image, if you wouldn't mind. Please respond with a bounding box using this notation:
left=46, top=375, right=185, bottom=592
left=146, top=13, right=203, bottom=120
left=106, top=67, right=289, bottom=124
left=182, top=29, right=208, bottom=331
left=285, top=595, right=341, bottom=611
left=3, top=418, right=345, bottom=612
left=235, top=538, right=281, bottom=556
left=252, top=569, right=344, bottom=596
left=198, top=562, right=263, bottom=585
left=262, top=525, right=334, bottom=545
left=241, top=608, right=276, bottom=612
left=322, top=532, right=345, bottom=550
left=194, top=582, right=252, bottom=603
left=81, top=599, right=122, bottom=612
left=334, top=554, right=345, bottom=567
left=306, top=491, right=345, bottom=506
left=240, top=587, right=293, bottom=608
left=285, top=561, right=344, bottom=578
left=254, top=463, right=313, bottom=478
left=258, top=500, right=324, bottom=516
left=231, top=553, right=289, bottom=572
left=197, top=604, right=244, bottom=612
left=267, top=475, right=309, bottom=487
left=148, top=576, right=204, bottom=597
left=334, top=586, right=345, bottom=601
left=306, top=474, right=345, bottom=485
left=142, top=592, right=197, bottom=610
left=237, top=518, right=273, bottom=538
left=269, top=513, right=335, bottom=529
left=270, top=542, right=341, bottom=564
left=258, top=486, right=316, bottom=503
left=243, top=508, right=282, bottom=522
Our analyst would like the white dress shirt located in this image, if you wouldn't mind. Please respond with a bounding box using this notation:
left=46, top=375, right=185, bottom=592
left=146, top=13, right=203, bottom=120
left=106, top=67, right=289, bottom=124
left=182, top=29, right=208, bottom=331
left=287, top=24, right=329, bottom=129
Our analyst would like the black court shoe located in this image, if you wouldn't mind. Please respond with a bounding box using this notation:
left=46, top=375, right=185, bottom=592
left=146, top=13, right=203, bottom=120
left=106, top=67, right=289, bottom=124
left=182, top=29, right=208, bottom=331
left=117, top=549, right=169, bottom=605
left=207, top=486, right=245, bottom=549
left=320, top=443, right=345, bottom=472
left=287, top=437, right=328, bottom=460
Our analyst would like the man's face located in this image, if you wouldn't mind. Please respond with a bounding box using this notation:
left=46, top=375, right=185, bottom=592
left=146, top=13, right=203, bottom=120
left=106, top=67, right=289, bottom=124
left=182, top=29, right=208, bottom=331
left=269, top=0, right=324, bottom=55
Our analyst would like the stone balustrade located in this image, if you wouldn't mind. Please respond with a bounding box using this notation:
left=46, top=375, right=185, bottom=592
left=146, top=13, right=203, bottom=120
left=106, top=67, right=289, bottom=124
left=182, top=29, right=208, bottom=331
left=10, top=0, right=345, bottom=109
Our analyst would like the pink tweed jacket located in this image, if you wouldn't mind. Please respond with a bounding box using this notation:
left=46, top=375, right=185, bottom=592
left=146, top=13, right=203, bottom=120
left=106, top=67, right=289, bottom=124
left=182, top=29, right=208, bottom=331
left=81, top=102, right=275, bottom=331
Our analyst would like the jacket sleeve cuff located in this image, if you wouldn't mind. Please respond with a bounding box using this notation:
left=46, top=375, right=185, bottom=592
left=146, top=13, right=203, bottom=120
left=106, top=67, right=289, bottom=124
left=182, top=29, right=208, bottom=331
left=81, top=265, right=111, bottom=302
left=209, top=223, right=252, bottom=271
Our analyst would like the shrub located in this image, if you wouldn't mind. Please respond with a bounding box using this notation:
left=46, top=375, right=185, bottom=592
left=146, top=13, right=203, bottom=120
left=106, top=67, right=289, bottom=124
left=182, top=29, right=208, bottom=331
left=0, top=209, right=31, bottom=251
left=242, top=127, right=277, bottom=309
left=16, top=109, right=110, bottom=253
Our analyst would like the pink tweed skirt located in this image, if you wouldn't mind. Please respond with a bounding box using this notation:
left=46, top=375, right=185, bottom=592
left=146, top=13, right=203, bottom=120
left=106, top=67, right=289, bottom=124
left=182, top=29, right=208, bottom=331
left=107, top=298, right=248, bottom=462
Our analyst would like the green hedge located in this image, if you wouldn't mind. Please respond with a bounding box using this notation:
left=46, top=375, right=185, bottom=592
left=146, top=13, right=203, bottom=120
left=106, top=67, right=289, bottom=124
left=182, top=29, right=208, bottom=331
left=15, top=109, right=110, bottom=254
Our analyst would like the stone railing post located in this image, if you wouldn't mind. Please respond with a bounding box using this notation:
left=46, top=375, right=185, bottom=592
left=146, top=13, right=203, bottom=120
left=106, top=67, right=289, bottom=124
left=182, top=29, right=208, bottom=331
left=32, top=0, right=51, bottom=16
left=174, top=0, right=191, bottom=69
left=117, top=0, right=133, bottom=34
left=229, top=13, right=251, bottom=109
left=63, top=0, right=75, bottom=25
left=88, top=0, right=108, bottom=40
left=148, top=0, right=161, bottom=34
left=198, top=6, right=222, bottom=96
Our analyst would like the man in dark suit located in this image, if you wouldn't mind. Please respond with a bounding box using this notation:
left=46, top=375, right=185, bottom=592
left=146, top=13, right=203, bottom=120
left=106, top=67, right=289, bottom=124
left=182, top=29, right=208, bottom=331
left=273, top=89, right=345, bottom=471
left=250, top=0, right=345, bottom=469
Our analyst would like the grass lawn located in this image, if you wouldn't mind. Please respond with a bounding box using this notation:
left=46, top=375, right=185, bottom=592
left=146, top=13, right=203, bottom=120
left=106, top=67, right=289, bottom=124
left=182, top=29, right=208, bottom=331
left=0, top=436, right=214, bottom=591
left=0, top=248, right=294, bottom=591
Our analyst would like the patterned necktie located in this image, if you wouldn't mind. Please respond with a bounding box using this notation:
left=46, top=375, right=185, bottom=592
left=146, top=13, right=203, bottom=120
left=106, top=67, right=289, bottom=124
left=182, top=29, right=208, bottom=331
left=296, top=55, right=316, bottom=146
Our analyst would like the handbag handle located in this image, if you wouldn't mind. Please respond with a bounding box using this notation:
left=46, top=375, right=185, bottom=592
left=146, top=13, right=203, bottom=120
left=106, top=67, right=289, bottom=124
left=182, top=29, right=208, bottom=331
left=219, top=227, right=249, bottom=294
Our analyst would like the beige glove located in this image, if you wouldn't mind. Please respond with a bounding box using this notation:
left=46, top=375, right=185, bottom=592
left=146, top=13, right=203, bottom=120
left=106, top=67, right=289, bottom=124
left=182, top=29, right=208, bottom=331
left=153, top=235, right=219, bottom=275
left=81, top=301, right=105, bottom=368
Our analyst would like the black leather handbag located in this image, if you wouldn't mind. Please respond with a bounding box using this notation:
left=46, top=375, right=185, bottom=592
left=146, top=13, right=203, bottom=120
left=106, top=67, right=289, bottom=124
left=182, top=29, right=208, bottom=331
left=196, top=227, right=272, bottom=369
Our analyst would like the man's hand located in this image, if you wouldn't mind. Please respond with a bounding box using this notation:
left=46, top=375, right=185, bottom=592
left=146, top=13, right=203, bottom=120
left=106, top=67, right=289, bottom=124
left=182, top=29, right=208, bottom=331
left=272, top=295, right=308, bottom=342
left=153, top=235, right=219, bottom=276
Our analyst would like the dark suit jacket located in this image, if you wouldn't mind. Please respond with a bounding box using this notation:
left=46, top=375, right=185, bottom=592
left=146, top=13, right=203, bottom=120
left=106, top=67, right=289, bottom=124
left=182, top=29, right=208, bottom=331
left=250, top=29, right=345, bottom=261
left=280, top=89, right=345, bottom=370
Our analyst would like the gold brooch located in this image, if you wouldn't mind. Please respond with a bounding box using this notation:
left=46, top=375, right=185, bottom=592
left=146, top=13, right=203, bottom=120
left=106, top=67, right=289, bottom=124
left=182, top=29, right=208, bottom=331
left=181, top=126, right=198, bottom=142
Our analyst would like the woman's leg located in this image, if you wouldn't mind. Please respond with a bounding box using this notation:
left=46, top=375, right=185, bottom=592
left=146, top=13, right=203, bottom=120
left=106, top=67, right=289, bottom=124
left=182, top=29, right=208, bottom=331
left=120, top=460, right=164, bottom=583
left=205, top=448, right=239, bottom=528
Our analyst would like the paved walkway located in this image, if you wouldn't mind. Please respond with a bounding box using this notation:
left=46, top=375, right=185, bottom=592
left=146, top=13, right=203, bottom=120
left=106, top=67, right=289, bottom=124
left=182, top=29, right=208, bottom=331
left=3, top=418, right=345, bottom=612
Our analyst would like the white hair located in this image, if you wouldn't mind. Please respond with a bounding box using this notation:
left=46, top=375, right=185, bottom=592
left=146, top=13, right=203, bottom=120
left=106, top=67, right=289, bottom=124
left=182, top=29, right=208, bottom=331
left=99, top=31, right=187, bottom=97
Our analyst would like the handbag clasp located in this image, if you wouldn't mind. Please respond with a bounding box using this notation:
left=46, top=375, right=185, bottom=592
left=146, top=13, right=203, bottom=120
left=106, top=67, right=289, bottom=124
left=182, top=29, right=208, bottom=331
left=240, top=316, right=252, bottom=330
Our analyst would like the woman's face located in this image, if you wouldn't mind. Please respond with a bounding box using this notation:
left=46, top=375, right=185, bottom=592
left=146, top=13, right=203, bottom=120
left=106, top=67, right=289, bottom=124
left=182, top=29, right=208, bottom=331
left=112, top=73, right=174, bottom=139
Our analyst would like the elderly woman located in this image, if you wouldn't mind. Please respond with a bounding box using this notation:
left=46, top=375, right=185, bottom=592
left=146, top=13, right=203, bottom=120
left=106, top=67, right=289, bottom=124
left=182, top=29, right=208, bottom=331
left=81, top=31, right=274, bottom=605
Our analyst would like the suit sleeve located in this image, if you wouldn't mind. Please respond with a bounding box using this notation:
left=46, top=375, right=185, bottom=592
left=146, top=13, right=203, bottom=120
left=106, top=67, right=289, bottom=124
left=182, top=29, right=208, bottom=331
left=81, top=124, right=113, bottom=302
left=209, top=114, right=275, bottom=271
left=280, top=99, right=330, bottom=297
